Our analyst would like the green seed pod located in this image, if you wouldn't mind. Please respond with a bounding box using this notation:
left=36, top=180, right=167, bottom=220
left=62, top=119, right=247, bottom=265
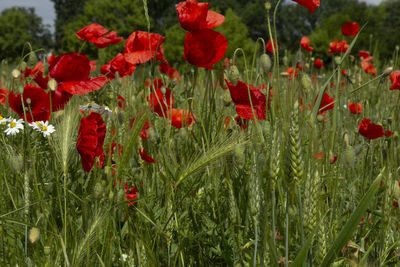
left=344, top=146, right=356, bottom=167
left=94, top=182, right=103, bottom=199
left=260, top=53, right=272, bottom=73
left=316, top=114, right=324, bottom=122
left=223, top=89, right=232, bottom=106
left=265, top=1, right=271, bottom=11
left=300, top=74, right=312, bottom=93
left=228, top=65, right=240, bottom=86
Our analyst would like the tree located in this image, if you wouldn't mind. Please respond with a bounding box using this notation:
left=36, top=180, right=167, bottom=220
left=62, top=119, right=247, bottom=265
left=0, top=7, right=52, bottom=60
left=61, top=0, right=150, bottom=63
left=51, top=0, right=87, bottom=50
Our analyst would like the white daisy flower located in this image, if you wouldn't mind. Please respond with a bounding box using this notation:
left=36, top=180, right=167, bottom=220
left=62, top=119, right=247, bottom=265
left=0, top=115, right=10, bottom=125
left=28, top=121, right=43, bottom=130
left=4, top=119, right=24, bottom=135
left=36, top=121, right=56, bottom=137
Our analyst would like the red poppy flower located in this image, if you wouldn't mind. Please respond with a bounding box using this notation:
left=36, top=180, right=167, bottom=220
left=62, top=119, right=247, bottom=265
left=315, top=93, right=334, bottom=113
left=159, top=62, right=181, bottom=81
left=389, top=71, right=400, bottom=90
left=266, top=39, right=279, bottom=54
left=184, top=29, right=227, bottom=69
left=168, top=108, right=195, bottom=128
left=341, top=22, right=359, bottom=37
left=358, top=118, right=384, bottom=140
left=348, top=102, right=363, bottom=114
left=125, top=183, right=138, bottom=206
left=292, top=0, right=320, bottom=13
left=76, top=112, right=107, bottom=172
left=49, top=87, right=73, bottom=112
left=76, top=23, right=123, bottom=48
left=312, top=153, right=324, bottom=159
left=300, top=36, right=314, bottom=52
left=286, top=67, right=298, bottom=80
left=0, top=88, right=8, bottom=105
left=117, top=95, right=126, bottom=110
left=361, top=61, right=376, bottom=76
left=23, top=62, right=50, bottom=89
left=385, top=130, right=394, bottom=137
left=124, top=31, right=166, bottom=65
left=138, top=148, right=155, bottom=163
left=330, top=154, right=338, bottom=164
left=328, top=40, right=349, bottom=54
left=101, top=53, right=136, bottom=80
left=226, top=80, right=267, bottom=120
left=129, top=118, right=151, bottom=140
left=147, top=79, right=174, bottom=117
left=49, top=52, right=107, bottom=95
left=314, top=58, right=324, bottom=70
left=358, top=50, right=370, bottom=60
left=176, top=0, right=225, bottom=31
left=8, top=84, right=50, bottom=123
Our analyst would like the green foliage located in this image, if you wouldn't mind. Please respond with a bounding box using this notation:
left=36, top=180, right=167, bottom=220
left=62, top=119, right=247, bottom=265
left=60, top=0, right=150, bottom=63
left=0, top=7, right=52, bottom=60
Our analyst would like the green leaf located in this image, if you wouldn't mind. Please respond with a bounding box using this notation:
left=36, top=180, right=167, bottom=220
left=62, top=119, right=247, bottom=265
left=320, top=168, right=384, bottom=267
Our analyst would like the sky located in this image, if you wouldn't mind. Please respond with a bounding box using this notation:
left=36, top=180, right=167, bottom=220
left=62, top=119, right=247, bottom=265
left=0, top=0, right=385, bottom=33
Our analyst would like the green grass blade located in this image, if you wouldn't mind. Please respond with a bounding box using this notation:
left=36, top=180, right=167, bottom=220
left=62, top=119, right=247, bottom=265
left=320, top=168, right=384, bottom=267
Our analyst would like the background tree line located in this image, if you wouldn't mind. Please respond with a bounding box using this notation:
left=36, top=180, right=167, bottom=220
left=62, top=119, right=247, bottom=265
left=0, top=0, right=398, bottom=67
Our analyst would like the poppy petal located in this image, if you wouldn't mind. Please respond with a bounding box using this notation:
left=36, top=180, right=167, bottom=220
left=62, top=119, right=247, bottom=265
left=61, top=77, right=107, bottom=95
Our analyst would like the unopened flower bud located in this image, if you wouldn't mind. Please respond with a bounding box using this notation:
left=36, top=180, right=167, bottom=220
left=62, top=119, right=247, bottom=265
left=260, top=53, right=272, bottom=73
left=265, top=1, right=272, bottom=11
left=94, top=182, right=103, bottom=199
left=228, top=65, right=240, bottom=86
left=20, top=61, right=27, bottom=72
left=223, top=89, right=232, bottom=106
left=300, top=74, right=312, bottom=92
left=12, top=69, right=21, bottom=79
left=344, top=146, right=356, bottom=167
left=316, top=114, right=324, bottom=122
left=26, top=98, right=31, bottom=105
left=334, top=56, right=341, bottom=65
left=28, top=51, right=37, bottom=68
left=44, top=246, right=51, bottom=255
left=283, top=56, right=289, bottom=66
left=48, top=78, right=58, bottom=91
left=29, top=227, right=40, bottom=243
left=384, top=67, right=393, bottom=75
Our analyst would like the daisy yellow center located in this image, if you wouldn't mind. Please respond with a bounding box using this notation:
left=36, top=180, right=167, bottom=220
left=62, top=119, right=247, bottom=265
left=41, top=125, right=47, bottom=131
left=0, top=116, right=3, bottom=120
left=10, top=122, right=16, bottom=128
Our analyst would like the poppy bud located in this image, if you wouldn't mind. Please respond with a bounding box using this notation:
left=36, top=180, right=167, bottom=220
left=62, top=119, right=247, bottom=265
left=94, top=182, right=103, bottom=199
left=228, top=65, right=240, bottom=86
left=48, top=79, right=58, bottom=91
left=20, top=61, right=27, bottom=72
left=44, top=246, right=51, bottom=256
left=11, top=69, right=21, bottom=79
left=223, top=89, right=232, bottom=106
left=265, top=1, right=272, bottom=11
left=316, top=114, right=324, bottom=122
left=384, top=67, right=393, bottom=75
left=29, top=227, right=40, bottom=243
left=344, top=133, right=350, bottom=147
left=217, top=69, right=226, bottom=89
left=108, top=190, right=115, bottom=201
left=334, top=56, right=341, bottom=65
left=260, top=53, right=272, bottom=73
left=161, top=86, right=166, bottom=95
left=28, top=51, right=37, bottom=68
left=283, top=56, right=289, bottom=66
left=396, top=46, right=400, bottom=51
left=344, top=146, right=356, bottom=167
left=26, top=98, right=31, bottom=105
left=300, top=74, right=312, bottom=92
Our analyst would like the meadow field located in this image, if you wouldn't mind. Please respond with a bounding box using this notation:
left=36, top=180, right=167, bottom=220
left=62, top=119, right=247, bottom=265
left=0, top=0, right=399, bottom=266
